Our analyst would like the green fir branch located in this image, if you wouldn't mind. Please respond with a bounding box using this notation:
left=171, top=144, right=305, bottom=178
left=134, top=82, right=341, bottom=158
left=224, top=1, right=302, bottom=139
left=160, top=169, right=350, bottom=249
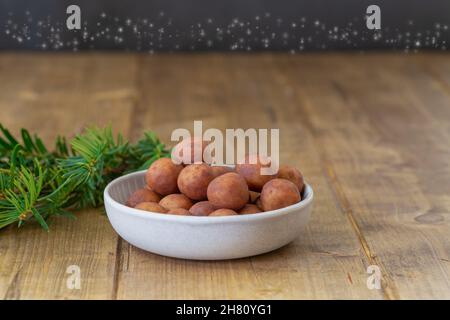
left=0, top=124, right=170, bottom=231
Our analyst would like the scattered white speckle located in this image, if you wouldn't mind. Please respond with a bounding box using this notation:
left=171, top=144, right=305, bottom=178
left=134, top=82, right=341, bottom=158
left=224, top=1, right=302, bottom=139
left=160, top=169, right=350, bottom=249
left=1, top=11, right=447, bottom=52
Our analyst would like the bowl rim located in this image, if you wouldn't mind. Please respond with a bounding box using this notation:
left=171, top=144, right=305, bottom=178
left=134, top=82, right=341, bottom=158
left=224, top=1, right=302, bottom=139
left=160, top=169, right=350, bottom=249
left=104, top=170, right=313, bottom=224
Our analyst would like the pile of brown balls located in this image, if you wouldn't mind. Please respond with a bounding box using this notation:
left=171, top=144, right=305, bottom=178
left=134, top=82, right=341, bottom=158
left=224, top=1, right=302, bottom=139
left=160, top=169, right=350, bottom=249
left=126, top=154, right=304, bottom=217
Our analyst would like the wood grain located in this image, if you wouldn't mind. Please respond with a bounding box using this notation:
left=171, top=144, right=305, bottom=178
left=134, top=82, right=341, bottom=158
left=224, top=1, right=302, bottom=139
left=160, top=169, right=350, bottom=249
left=115, top=55, right=380, bottom=299
left=275, top=53, right=450, bottom=299
left=0, top=53, right=449, bottom=299
left=0, top=53, right=137, bottom=299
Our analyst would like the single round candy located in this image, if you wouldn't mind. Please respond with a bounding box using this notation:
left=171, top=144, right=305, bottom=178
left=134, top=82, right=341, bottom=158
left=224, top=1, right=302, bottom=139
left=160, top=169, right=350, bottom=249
left=209, top=209, right=238, bottom=216
left=167, top=208, right=191, bottom=216
left=278, top=165, right=304, bottom=192
left=236, top=154, right=278, bottom=191
left=260, top=179, right=301, bottom=211
left=207, top=172, right=249, bottom=211
left=189, top=201, right=216, bottom=216
left=159, top=194, right=193, bottom=210
left=239, top=204, right=262, bottom=214
left=126, top=188, right=161, bottom=207
left=146, top=158, right=183, bottom=196
left=177, top=164, right=214, bottom=200
left=134, top=202, right=167, bottom=213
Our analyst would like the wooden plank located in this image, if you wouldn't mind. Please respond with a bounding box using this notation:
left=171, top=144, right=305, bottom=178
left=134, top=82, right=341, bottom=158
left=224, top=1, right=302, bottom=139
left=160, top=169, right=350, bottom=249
left=274, top=53, right=450, bottom=299
left=2, top=53, right=447, bottom=299
left=415, top=53, right=450, bottom=94
left=0, top=53, right=137, bottom=299
left=114, top=54, right=382, bottom=299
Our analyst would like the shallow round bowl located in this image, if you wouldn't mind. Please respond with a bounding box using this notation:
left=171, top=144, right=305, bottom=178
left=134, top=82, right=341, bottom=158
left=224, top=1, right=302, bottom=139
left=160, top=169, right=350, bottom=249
left=104, top=170, right=314, bottom=260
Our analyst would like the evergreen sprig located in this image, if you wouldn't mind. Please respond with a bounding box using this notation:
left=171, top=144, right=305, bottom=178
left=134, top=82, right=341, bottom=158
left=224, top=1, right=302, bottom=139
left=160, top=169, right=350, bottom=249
left=0, top=124, right=170, bottom=231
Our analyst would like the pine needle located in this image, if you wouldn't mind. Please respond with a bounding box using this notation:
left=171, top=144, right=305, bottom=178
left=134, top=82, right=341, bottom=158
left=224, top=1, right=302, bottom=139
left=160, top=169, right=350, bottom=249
left=0, top=124, right=169, bottom=231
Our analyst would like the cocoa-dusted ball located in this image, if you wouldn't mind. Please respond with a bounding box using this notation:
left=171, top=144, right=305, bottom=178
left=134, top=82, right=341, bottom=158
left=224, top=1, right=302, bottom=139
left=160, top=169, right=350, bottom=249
left=209, top=209, right=238, bottom=216
left=235, top=154, right=278, bottom=191
left=159, top=194, right=193, bottom=210
left=167, top=208, right=191, bottom=216
left=134, top=202, right=167, bottom=213
left=207, top=172, right=249, bottom=211
left=126, top=188, right=161, bottom=207
left=239, top=204, right=262, bottom=214
left=260, top=179, right=301, bottom=211
left=146, top=158, right=183, bottom=196
left=189, top=201, right=216, bottom=216
left=278, top=165, right=304, bottom=192
left=177, top=164, right=215, bottom=200
left=210, top=165, right=234, bottom=178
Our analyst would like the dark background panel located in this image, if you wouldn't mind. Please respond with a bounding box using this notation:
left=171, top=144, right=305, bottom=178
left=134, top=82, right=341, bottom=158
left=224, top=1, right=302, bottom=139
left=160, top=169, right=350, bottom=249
left=0, top=0, right=449, bottom=51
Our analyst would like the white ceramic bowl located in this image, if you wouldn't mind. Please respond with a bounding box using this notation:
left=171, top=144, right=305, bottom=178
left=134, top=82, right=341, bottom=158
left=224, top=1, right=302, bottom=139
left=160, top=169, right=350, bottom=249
left=104, top=170, right=314, bottom=260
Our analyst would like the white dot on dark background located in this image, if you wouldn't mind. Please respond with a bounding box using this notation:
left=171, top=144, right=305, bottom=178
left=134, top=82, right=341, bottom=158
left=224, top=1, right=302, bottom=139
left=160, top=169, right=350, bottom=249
left=1, top=11, right=448, bottom=53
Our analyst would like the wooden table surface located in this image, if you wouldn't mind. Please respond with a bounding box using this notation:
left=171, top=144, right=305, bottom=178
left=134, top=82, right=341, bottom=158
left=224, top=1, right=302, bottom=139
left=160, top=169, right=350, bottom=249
left=0, top=52, right=449, bottom=300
